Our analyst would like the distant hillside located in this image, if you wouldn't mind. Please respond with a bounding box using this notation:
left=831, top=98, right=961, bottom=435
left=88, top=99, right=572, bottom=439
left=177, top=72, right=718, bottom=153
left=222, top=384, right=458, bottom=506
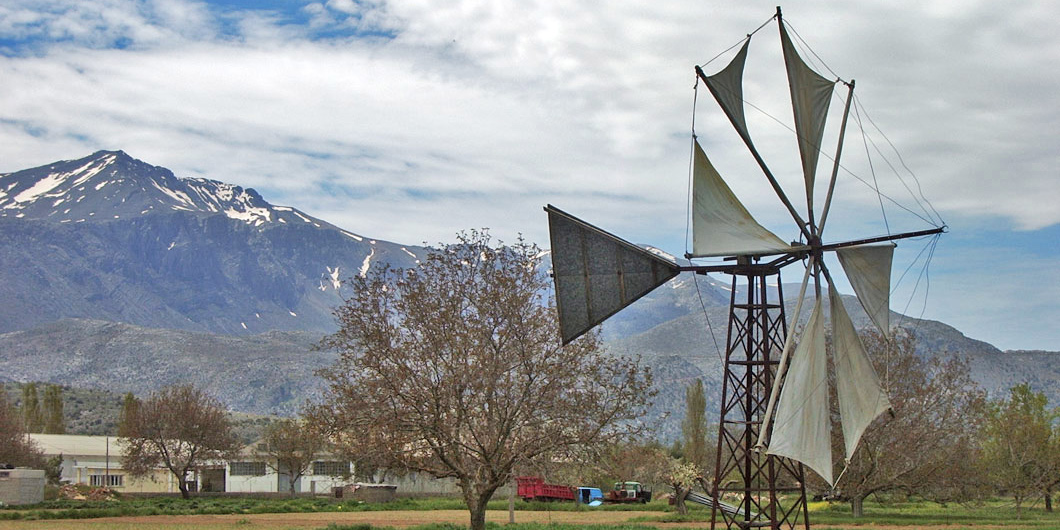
left=2, top=382, right=277, bottom=442
left=0, top=319, right=329, bottom=416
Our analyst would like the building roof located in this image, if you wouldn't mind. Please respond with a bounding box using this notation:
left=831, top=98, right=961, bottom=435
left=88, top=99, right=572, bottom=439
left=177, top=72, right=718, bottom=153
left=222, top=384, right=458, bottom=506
left=29, top=434, right=125, bottom=458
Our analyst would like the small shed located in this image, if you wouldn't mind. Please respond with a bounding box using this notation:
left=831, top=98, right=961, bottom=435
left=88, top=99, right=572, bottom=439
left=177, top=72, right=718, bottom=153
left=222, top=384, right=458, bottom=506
left=0, top=468, right=46, bottom=506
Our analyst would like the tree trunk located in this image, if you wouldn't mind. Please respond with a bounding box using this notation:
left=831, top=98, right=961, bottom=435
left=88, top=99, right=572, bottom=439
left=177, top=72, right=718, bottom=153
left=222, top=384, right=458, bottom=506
left=289, top=475, right=298, bottom=496
left=674, top=487, right=690, bottom=515
left=178, top=480, right=191, bottom=500
left=851, top=495, right=865, bottom=518
left=468, top=495, right=489, bottom=530
left=1046, top=486, right=1053, bottom=512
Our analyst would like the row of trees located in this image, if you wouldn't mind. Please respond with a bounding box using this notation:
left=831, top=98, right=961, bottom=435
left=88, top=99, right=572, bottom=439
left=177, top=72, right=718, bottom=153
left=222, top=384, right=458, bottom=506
left=5, top=382, right=66, bottom=434
left=659, top=330, right=1060, bottom=518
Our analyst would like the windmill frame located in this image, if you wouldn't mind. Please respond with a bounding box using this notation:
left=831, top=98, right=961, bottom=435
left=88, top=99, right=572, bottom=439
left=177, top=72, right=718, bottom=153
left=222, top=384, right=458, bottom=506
left=544, top=7, right=945, bottom=530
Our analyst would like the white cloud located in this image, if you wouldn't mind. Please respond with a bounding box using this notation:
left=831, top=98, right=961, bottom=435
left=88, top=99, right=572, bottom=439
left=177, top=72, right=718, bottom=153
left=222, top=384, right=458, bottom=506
left=1, top=0, right=1058, bottom=348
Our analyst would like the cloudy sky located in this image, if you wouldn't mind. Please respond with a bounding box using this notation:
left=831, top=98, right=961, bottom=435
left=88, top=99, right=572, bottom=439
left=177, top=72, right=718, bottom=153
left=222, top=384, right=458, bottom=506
left=1, top=0, right=1056, bottom=351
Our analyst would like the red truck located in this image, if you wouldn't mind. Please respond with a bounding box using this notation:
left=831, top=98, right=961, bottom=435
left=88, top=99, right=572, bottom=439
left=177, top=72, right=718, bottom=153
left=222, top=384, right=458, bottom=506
left=515, top=476, right=575, bottom=502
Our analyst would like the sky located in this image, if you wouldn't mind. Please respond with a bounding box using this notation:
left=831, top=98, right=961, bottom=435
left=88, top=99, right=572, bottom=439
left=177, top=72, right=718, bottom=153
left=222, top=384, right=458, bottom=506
left=0, top=0, right=1057, bottom=351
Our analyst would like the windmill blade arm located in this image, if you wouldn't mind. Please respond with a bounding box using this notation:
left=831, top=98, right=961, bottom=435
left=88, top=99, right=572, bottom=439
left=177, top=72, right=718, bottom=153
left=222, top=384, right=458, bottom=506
left=820, top=226, right=945, bottom=253
left=756, top=255, right=814, bottom=450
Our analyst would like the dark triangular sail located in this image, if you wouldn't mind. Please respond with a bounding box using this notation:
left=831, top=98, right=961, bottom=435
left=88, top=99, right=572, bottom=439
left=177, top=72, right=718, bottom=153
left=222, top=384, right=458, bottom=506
left=546, top=205, right=680, bottom=344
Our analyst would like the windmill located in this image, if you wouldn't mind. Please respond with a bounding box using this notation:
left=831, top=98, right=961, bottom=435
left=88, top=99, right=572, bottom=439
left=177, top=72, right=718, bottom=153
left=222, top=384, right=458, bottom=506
left=545, top=7, right=945, bottom=530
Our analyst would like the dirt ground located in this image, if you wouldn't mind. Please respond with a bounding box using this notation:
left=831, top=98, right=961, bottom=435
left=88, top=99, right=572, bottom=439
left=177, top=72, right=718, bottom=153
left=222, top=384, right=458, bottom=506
left=0, top=509, right=666, bottom=530
left=0, top=510, right=1027, bottom=530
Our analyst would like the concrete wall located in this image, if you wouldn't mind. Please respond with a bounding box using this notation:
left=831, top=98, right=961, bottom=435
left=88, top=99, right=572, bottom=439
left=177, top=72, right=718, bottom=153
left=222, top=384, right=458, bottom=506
left=0, top=469, right=45, bottom=506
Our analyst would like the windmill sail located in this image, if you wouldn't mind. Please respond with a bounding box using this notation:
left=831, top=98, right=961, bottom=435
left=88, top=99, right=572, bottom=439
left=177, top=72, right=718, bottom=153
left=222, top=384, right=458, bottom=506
left=780, top=23, right=835, bottom=209
left=766, top=297, right=833, bottom=486
left=545, top=205, right=680, bottom=345
left=689, top=140, right=793, bottom=257
left=702, top=39, right=755, bottom=147
left=836, top=244, right=895, bottom=338
left=830, top=285, right=892, bottom=462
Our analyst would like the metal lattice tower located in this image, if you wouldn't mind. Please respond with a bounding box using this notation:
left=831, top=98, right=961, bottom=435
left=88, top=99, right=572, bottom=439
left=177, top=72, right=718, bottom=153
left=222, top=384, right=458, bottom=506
left=710, top=260, right=808, bottom=530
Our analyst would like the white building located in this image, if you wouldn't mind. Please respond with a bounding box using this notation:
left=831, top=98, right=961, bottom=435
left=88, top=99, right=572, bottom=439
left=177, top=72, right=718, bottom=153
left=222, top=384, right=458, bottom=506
left=28, top=434, right=459, bottom=496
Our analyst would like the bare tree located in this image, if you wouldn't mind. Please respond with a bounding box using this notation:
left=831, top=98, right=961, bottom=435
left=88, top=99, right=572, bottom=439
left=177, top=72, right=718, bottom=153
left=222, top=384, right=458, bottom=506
left=584, top=441, right=672, bottom=493
left=981, top=383, right=1060, bottom=515
left=255, top=418, right=329, bottom=495
left=119, top=384, right=241, bottom=499
left=0, top=391, right=43, bottom=467
left=831, top=330, right=987, bottom=517
left=309, top=230, right=654, bottom=530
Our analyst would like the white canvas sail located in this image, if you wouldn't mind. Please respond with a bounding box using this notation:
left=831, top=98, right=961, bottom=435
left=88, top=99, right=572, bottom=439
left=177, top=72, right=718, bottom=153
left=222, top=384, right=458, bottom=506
left=829, top=285, right=892, bottom=461
left=690, top=140, right=793, bottom=257
left=766, top=297, right=833, bottom=485
left=836, top=244, right=894, bottom=338
left=780, top=23, right=835, bottom=209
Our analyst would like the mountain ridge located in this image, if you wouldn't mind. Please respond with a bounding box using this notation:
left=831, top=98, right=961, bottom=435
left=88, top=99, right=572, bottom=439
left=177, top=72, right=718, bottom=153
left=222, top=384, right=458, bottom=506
left=0, top=150, right=425, bottom=335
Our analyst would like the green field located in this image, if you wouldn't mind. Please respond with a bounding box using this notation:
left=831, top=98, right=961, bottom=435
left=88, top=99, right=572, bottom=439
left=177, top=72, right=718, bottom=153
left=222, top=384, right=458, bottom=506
left=2, top=495, right=1059, bottom=529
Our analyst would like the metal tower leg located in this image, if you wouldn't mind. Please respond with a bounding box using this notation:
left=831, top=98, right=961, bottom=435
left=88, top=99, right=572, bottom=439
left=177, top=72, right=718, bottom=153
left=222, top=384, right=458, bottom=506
left=709, top=263, right=809, bottom=530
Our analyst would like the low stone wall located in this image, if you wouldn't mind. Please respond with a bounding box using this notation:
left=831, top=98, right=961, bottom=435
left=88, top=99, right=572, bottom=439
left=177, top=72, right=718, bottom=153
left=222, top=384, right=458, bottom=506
left=336, top=483, right=398, bottom=503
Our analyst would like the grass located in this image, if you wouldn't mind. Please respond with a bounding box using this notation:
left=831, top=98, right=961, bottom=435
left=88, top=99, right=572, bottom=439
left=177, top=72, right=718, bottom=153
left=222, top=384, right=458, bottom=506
left=0, top=496, right=666, bottom=521
left=2, top=494, right=1060, bottom=529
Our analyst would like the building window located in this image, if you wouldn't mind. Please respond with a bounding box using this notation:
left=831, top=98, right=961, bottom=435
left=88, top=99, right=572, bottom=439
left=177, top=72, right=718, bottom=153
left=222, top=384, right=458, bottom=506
left=89, top=474, right=123, bottom=487
left=230, top=461, right=267, bottom=476
left=312, top=461, right=349, bottom=477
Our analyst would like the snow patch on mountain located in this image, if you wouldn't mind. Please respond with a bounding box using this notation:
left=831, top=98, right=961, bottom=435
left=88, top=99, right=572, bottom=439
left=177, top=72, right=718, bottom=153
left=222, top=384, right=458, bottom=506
left=360, top=248, right=375, bottom=278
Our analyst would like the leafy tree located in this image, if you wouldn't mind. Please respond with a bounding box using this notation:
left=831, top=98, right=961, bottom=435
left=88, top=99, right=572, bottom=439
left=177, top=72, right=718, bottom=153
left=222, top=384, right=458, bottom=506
left=118, top=392, right=140, bottom=438
left=0, top=390, right=44, bottom=467
left=682, top=379, right=712, bottom=471
left=981, top=383, right=1060, bottom=515
left=43, top=384, right=65, bottom=434
left=831, top=330, right=987, bottom=517
left=310, top=230, right=654, bottom=530
left=119, top=384, right=241, bottom=499
left=255, top=418, right=330, bottom=495
left=20, top=382, right=43, bottom=433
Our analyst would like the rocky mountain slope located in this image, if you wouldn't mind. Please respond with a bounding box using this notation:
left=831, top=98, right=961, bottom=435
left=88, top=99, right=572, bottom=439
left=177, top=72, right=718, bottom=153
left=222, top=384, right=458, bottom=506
left=0, top=150, right=423, bottom=334
left=0, top=319, right=328, bottom=416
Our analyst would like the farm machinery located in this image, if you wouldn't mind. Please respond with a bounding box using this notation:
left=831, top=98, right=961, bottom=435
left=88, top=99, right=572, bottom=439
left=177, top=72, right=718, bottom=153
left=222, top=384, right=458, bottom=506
left=515, top=476, right=650, bottom=505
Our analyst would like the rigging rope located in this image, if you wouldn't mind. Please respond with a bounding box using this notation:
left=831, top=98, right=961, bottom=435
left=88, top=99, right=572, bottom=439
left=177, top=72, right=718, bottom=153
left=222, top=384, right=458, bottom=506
left=698, top=13, right=775, bottom=69
left=853, top=99, right=891, bottom=235
left=852, top=96, right=946, bottom=226
left=687, top=76, right=724, bottom=364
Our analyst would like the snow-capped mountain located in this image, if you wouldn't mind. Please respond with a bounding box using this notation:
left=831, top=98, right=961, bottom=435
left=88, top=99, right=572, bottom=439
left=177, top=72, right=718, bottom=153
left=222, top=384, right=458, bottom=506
left=3, top=150, right=345, bottom=230
left=0, top=150, right=423, bottom=335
